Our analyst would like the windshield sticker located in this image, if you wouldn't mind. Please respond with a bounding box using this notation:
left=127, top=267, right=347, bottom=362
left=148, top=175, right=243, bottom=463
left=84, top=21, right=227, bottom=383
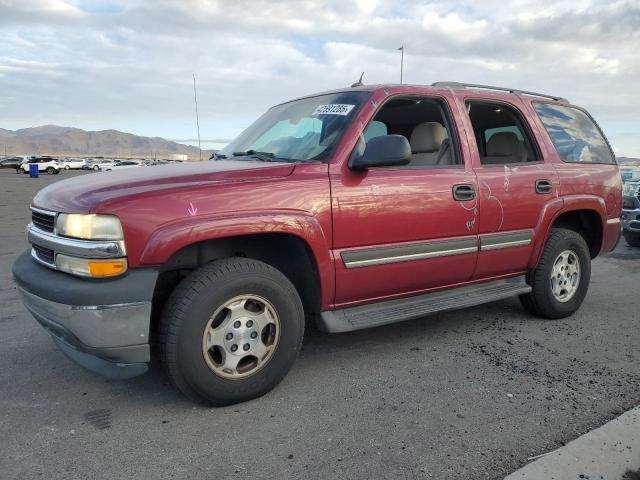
left=312, top=104, right=355, bottom=116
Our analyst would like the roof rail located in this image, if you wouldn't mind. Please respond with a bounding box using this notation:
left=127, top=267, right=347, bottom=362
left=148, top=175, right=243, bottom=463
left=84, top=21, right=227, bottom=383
left=432, top=81, right=569, bottom=103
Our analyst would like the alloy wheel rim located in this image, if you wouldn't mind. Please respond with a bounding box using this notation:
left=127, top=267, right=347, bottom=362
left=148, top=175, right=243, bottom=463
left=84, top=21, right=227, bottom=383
left=201, top=294, right=281, bottom=380
left=550, top=249, right=580, bottom=303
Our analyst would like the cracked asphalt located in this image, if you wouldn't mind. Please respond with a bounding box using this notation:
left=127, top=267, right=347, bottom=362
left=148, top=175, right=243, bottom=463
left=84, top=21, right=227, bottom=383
left=1, top=169, right=639, bottom=479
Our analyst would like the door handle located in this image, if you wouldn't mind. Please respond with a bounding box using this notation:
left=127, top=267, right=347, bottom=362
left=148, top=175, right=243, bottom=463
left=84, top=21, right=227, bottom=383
left=453, top=184, right=476, bottom=201
left=535, top=179, right=553, bottom=194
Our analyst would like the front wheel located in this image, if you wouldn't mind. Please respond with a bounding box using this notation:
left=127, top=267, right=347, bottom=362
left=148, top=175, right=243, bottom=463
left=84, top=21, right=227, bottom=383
left=93, top=165, right=100, bottom=171
left=159, top=257, right=305, bottom=406
left=64, top=165, right=70, bottom=170
left=46, top=167, right=55, bottom=174
left=623, top=231, right=640, bottom=248
left=520, top=228, right=591, bottom=319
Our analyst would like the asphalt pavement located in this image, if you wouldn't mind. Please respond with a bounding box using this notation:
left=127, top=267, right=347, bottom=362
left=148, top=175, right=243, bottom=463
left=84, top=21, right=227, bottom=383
left=1, top=168, right=639, bottom=479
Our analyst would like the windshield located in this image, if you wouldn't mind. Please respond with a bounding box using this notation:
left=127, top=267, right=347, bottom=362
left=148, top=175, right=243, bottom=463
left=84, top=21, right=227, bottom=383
left=219, top=91, right=370, bottom=163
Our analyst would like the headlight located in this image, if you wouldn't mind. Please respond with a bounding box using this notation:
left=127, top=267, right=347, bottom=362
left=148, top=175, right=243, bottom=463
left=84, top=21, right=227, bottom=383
left=56, top=214, right=124, bottom=240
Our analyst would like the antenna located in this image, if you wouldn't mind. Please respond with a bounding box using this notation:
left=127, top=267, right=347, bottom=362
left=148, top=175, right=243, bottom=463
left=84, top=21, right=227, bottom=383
left=351, top=72, right=365, bottom=88
left=192, top=74, right=202, bottom=161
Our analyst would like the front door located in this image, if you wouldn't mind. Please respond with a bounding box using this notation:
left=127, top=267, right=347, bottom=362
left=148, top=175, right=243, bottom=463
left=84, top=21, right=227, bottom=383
left=330, top=93, right=479, bottom=307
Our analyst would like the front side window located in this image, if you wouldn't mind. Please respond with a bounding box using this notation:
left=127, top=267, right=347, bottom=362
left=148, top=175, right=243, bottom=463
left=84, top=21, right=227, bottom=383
left=533, top=103, right=615, bottom=164
left=220, top=91, right=370, bottom=163
left=360, top=96, right=460, bottom=168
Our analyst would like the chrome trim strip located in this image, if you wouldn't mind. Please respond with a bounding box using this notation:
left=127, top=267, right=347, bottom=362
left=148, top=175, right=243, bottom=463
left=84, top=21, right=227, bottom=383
left=30, top=206, right=57, bottom=217
left=72, top=302, right=149, bottom=311
left=480, top=230, right=533, bottom=251
left=27, top=224, right=126, bottom=259
left=342, top=237, right=478, bottom=269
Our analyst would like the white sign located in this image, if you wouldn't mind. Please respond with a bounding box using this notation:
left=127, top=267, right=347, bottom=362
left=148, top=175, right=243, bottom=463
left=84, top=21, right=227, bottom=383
left=312, top=104, right=355, bottom=116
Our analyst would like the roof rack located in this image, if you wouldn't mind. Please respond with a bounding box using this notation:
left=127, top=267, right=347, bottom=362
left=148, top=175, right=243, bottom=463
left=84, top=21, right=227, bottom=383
left=432, top=81, right=568, bottom=103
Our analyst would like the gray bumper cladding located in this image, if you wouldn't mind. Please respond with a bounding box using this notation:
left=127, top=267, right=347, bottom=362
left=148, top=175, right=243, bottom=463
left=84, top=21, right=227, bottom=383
left=12, top=249, right=158, bottom=379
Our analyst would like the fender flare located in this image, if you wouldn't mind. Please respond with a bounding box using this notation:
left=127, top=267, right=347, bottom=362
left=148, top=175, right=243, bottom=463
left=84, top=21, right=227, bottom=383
left=528, top=195, right=607, bottom=268
left=139, top=210, right=335, bottom=307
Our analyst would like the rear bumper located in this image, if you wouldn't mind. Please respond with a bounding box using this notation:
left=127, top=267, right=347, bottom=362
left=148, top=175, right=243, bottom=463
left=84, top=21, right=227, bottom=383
left=12, top=250, right=158, bottom=379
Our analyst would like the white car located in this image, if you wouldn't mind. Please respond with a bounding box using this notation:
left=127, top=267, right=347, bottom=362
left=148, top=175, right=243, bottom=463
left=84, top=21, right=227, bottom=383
left=91, top=160, right=115, bottom=171
left=60, top=158, right=86, bottom=170
left=20, top=157, right=61, bottom=174
left=102, top=160, right=143, bottom=171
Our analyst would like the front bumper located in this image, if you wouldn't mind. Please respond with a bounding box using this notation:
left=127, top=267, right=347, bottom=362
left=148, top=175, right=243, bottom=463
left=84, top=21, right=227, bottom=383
left=622, top=196, right=640, bottom=233
left=12, top=250, right=158, bottom=379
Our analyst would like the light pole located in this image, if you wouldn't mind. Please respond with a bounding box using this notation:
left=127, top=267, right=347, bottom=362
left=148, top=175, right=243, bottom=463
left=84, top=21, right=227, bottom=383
left=398, top=45, right=404, bottom=84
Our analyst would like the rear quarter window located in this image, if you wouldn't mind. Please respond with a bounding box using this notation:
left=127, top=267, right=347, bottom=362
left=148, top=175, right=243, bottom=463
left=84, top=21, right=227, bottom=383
left=533, top=103, right=615, bottom=164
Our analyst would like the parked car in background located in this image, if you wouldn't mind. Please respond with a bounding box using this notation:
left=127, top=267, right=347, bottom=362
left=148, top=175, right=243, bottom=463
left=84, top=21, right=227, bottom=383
left=622, top=178, right=640, bottom=247
left=0, top=157, right=27, bottom=171
left=13, top=82, right=622, bottom=406
left=143, top=160, right=169, bottom=166
left=90, top=159, right=115, bottom=171
left=19, top=157, right=61, bottom=174
left=60, top=158, right=87, bottom=170
left=102, top=160, right=143, bottom=171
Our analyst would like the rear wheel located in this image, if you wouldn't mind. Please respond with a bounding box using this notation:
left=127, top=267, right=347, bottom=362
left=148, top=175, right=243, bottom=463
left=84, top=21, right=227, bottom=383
left=64, top=165, right=70, bottom=170
left=623, top=231, right=640, bottom=248
left=520, top=228, right=591, bottom=319
left=93, top=165, right=100, bottom=171
left=159, top=257, right=305, bottom=406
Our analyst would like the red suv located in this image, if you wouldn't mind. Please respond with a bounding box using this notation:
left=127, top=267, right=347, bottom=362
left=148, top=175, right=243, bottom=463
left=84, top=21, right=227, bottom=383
left=13, top=82, right=621, bottom=405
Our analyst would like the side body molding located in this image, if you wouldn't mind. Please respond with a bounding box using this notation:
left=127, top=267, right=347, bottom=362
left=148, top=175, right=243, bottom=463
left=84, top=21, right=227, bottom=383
left=139, top=211, right=335, bottom=309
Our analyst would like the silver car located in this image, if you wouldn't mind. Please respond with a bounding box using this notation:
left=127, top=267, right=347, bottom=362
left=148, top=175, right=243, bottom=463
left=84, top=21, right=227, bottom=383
left=622, top=179, right=640, bottom=247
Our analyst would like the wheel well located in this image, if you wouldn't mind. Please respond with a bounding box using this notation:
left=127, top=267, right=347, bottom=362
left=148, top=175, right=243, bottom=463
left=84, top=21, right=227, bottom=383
left=150, top=233, right=322, bottom=330
left=551, top=210, right=602, bottom=258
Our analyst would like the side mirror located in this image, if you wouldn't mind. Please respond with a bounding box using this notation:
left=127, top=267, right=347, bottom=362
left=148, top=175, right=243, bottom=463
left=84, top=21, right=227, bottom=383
left=349, top=134, right=412, bottom=171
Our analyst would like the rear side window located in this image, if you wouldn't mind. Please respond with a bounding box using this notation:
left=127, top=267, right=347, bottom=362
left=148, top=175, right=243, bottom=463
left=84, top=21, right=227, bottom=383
left=533, top=103, right=615, bottom=164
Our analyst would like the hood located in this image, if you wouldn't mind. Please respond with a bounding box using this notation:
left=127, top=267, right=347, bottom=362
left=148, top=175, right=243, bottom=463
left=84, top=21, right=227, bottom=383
left=32, top=160, right=296, bottom=213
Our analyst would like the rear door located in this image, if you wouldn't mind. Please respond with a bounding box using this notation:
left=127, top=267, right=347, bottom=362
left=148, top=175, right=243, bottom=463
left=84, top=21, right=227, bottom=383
left=458, top=96, right=560, bottom=279
left=330, top=92, right=479, bottom=306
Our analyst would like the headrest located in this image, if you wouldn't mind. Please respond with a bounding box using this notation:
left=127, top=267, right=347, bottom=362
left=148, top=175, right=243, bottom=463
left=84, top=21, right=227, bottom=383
left=486, top=132, right=519, bottom=156
left=410, top=122, right=447, bottom=153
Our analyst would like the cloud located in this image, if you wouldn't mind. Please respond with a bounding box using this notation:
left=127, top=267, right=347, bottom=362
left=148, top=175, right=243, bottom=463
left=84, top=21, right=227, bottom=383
left=0, top=0, right=638, bottom=156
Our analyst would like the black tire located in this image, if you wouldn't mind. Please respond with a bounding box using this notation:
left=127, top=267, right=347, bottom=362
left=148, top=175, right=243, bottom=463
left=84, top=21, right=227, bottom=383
left=623, top=231, right=640, bottom=248
left=519, top=228, right=591, bottom=319
left=159, top=257, right=305, bottom=406
left=46, top=167, right=55, bottom=174
left=93, top=165, right=100, bottom=171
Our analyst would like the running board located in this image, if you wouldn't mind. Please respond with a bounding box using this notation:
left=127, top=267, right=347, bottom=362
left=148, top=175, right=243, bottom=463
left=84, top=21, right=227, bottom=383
left=318, top=276, right=531, bottom=333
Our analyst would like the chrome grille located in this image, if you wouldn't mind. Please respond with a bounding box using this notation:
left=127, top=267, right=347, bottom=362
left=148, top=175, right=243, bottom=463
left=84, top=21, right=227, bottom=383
left=31, top=208, right=56, bottom=233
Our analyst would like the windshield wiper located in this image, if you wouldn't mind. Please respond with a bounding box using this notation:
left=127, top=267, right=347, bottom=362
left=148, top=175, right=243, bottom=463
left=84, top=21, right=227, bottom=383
left=232, top=150, right=280, bottom=162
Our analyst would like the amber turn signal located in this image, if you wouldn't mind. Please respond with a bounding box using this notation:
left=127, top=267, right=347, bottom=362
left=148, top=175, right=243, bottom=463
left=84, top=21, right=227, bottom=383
left=87, top=259, right=128, bottom=278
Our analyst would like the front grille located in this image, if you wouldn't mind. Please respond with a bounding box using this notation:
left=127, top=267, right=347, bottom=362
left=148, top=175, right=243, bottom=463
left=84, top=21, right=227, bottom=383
left=33, top=244, right=55, bottom=264
left=31, top=209, right=56, bottom=233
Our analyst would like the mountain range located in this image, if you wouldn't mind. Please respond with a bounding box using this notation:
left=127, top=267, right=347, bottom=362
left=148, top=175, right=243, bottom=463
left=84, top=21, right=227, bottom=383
left=0, top=125, right=213, bottom=159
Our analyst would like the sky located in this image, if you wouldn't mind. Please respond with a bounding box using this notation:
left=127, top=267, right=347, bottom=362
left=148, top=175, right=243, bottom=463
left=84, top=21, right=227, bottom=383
left=0, top=0, right=638, bottom=155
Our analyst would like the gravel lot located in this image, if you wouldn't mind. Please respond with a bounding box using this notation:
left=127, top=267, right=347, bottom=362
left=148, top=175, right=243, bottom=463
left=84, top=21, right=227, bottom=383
left=1, top=168, right=639, bottom=479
